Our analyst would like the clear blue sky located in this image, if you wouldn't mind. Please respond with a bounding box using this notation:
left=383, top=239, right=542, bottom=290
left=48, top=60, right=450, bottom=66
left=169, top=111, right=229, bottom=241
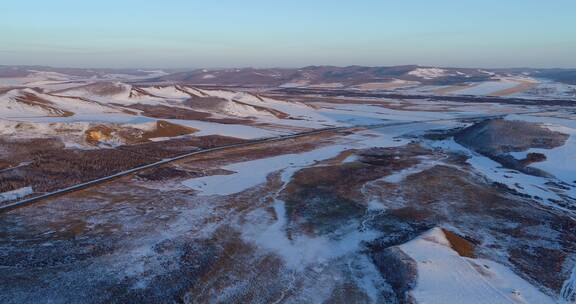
left=1, top=0, right=575, bottom=68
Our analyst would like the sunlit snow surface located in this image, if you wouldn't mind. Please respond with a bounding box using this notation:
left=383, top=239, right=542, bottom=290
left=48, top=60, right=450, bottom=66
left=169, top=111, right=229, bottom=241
left=399, top=228, right=555, bottom=304
left=407, top=68, right=449, bottom=79
left=506, top=114, right=576, bottom=185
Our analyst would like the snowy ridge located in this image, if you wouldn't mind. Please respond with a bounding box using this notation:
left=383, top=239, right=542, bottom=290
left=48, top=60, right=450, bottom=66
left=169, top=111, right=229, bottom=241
left=27, top=70, right=71, bottom=81
left=0, top=89, right=54, bottom=117
left=141, top=85, right=193, bottom=99
left=221, top=100, right=276, bottom=118
left=55, top=82, right=132, bottom=98
left=0, top=88, right=122, bottom=117
left=39, top=92, right=118, bottom=114
left=197, top=88, right=332, bottom=123
left=408, top=68, right=449, bottom=79
left=55, top=83, right=198, bottom=109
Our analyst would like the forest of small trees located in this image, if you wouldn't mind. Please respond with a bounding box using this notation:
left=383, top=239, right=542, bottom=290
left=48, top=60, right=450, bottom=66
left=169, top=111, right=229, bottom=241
left=0, top=135, right=246, bottom=197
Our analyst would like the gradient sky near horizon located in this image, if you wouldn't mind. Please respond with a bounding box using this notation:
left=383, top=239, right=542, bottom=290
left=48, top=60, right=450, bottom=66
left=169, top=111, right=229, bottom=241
left=1, top=0, right=575, bottom=69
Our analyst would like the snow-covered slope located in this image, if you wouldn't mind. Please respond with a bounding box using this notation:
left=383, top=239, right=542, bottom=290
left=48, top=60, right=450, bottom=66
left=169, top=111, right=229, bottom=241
left=53, top=82, right=167, bottom=106
left=140, top=85, right=193, bottom=99
left=399, top=228, right=555, bottom=304
left=0, top=88, right=122, bottom=118
left=197, top=88, right=331, bottom=124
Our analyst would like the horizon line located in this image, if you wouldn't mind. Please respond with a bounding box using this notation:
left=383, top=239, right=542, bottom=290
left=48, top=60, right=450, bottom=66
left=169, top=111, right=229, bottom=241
left=2, top=63, right=576, bottom=71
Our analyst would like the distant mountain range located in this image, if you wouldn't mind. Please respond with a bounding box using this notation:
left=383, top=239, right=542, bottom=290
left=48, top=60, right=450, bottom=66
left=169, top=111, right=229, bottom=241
left=2, top=65, right=576, bottom=85
left=2, top=65, right=576, bottom=100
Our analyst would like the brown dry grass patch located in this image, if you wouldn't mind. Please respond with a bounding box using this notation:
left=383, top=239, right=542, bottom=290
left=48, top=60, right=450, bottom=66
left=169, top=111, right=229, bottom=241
left=141, top=120, right=198, bottom=140
left=85, top=125, right=115, bottom=144
left=442, top=228, right=476, bottom=258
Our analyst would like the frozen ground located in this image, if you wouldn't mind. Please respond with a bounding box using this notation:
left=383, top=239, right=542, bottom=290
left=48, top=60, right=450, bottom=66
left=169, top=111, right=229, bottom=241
left=1, top=69, right=575, bottom=303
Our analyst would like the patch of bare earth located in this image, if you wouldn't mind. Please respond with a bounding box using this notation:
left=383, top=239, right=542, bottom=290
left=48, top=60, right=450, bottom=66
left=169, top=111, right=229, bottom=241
left=141, top=120, right=198, bottom=140
left=84, top=125, right=116, bottom=145
left=442, top=228, right=476, bottom=258
left=84, top=121, right=199, bottom=145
